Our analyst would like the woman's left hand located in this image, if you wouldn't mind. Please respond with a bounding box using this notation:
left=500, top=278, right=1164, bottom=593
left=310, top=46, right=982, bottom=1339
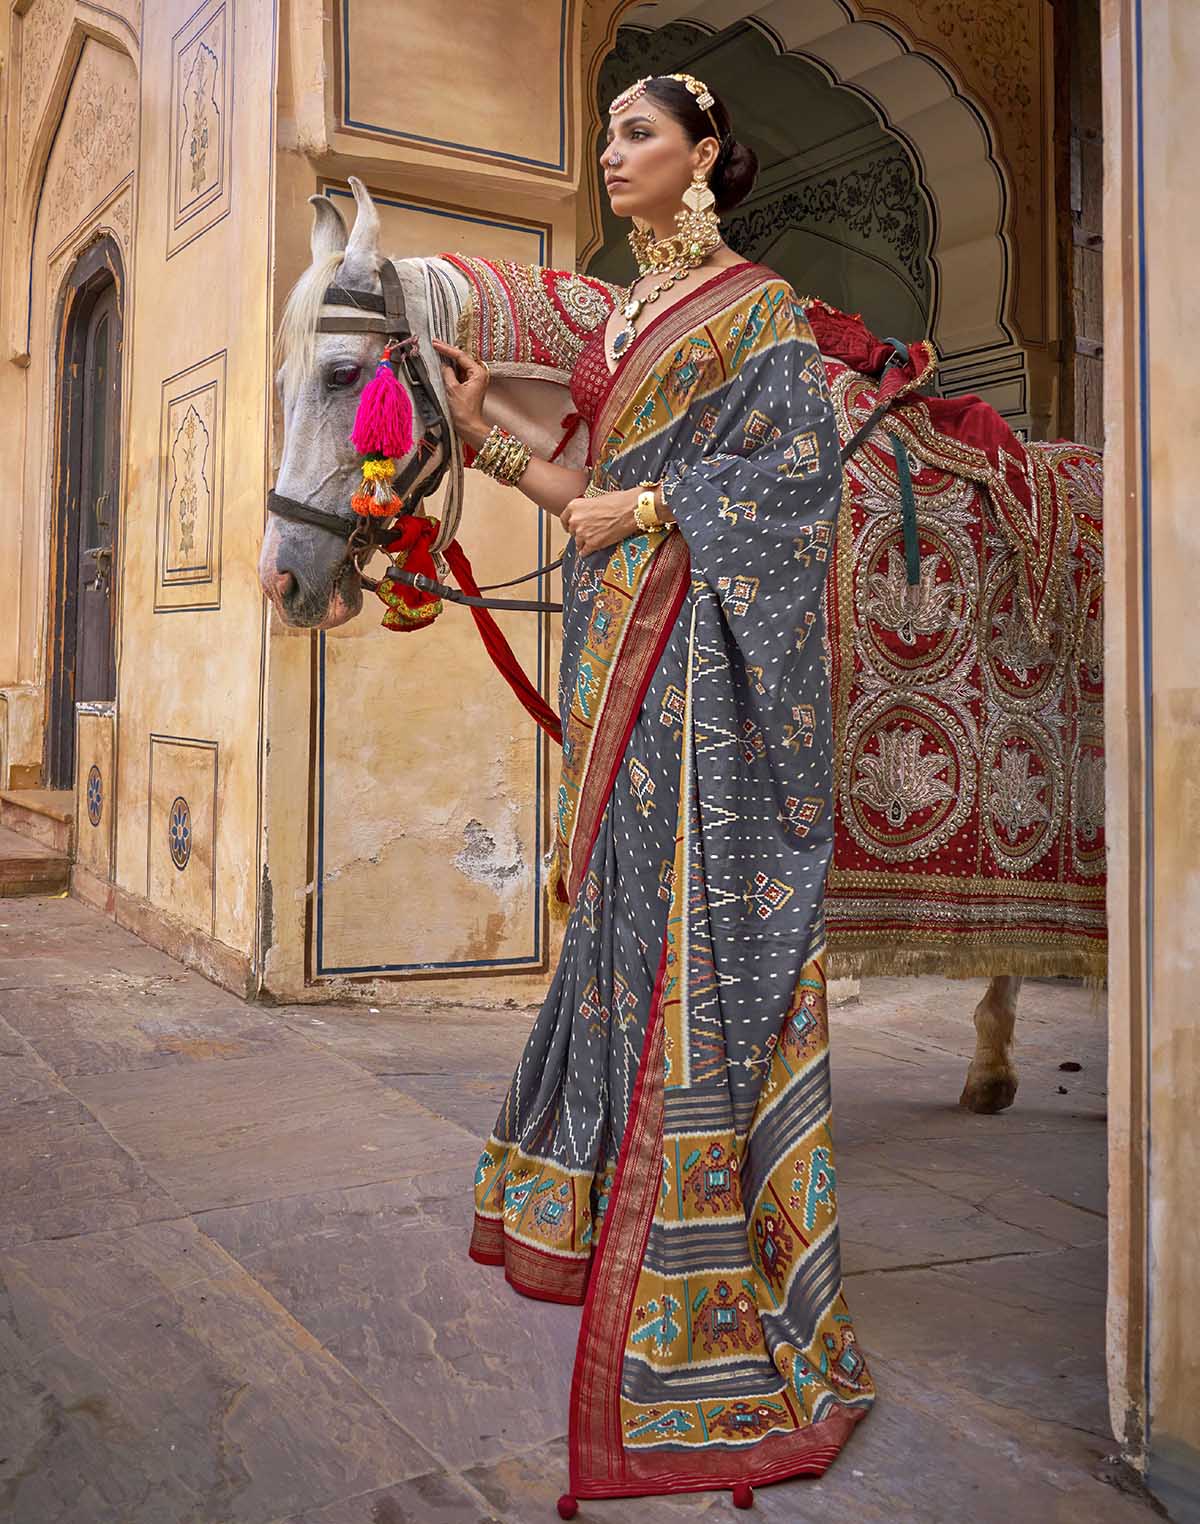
left=561, top=488, right=647, bottom=556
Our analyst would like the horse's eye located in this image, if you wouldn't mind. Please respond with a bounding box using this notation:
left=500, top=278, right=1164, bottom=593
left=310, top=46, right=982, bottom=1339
left=326, top=363, right=362, bottom=389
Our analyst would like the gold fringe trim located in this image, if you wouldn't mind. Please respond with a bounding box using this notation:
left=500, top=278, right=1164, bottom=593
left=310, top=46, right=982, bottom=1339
left=824, top=942, right=1108, bottom=983
left=545, top=849, right=571, bottom=927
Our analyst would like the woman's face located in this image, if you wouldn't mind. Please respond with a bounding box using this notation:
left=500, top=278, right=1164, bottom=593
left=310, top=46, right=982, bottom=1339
left=600, top=105, right=713, bottom=224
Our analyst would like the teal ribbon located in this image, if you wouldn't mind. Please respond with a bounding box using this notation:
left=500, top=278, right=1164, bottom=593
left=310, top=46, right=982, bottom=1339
left=879, top=338, right=919, bottom=586
left=890, top=432, right=921, bottom=587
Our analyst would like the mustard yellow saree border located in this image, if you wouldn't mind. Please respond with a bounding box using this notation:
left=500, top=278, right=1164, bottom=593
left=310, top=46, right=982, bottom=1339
left=592, top=262, right=775, bottom=460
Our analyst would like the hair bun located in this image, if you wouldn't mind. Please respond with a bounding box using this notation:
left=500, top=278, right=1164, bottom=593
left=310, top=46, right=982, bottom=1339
left=713, top=139, right=758, bottom=213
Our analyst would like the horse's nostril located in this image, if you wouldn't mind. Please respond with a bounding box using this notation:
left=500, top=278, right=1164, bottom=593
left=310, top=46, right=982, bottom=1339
left=274, top=568, right=298, bottom=602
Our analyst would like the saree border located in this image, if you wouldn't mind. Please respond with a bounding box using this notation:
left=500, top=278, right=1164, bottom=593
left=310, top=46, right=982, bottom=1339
left=469, top=1213, right=591, bottom=1305
left=567, top=930, right=867, bottom=1499
left=565, top=529, right=691, bottom=905
left=592, top=262, right=775, bottom=454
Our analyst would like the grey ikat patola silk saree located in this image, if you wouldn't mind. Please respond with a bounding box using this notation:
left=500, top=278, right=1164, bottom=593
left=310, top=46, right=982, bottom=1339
left=461, top=259, right=874, bottom=1501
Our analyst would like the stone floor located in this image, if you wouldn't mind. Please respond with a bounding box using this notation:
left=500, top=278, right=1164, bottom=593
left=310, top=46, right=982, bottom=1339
left=0, top=896, right=1161, bottom=1524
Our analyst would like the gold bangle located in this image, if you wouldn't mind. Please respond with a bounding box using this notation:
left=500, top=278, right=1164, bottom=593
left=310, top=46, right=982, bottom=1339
left=633, top=488, right=660, bottom=534
left=473, top=424, right=531, bottom=487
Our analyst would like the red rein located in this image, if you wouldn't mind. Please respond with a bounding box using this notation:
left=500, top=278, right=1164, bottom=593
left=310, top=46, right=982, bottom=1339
left=375, top=517, right=562, bottom=746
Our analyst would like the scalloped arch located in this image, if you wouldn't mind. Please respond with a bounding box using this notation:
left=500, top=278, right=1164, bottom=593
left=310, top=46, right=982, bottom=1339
left=582, top=0, right=1017, bottom=372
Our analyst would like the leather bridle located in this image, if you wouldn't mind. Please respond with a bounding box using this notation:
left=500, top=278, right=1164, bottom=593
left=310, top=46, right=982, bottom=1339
left=267, top=258, right=563, bottom=613
left=268, top=260, right=450, bottom=554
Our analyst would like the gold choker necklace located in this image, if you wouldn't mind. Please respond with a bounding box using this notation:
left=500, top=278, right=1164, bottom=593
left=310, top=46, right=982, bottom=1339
left=629, top=216, right=720, bottom=276
left=628, top=173, right=722, bottom=276
left=612, top=176, right=722, bottom=364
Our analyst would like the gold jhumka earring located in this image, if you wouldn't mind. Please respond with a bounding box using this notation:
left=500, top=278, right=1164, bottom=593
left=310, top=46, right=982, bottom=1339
left=626, top=170, right=721, bottom=277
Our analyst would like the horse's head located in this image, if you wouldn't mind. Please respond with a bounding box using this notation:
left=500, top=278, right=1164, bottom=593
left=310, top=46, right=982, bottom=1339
left=260, top=177, right=439, bottom=629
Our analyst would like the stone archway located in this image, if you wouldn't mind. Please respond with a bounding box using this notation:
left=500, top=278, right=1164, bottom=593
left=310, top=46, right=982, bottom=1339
left=581, top=0, right=1055, bottom=436
left=0, top=6, right=137, bottom=795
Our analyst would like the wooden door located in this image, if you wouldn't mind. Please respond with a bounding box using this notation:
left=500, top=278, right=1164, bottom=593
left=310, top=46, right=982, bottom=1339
left=47, top=241, right=124, bottom=789
left=75, top=284, right=119, bottom=704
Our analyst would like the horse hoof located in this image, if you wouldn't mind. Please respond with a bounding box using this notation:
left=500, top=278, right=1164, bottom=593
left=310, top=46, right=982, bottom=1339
left=959, top=1071, right=1018, bottom=1114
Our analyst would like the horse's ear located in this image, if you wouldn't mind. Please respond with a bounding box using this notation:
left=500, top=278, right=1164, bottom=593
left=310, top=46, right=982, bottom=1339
left=342, top=175, right=381, bottom=280
left=309, top=194, right=348, bottom=262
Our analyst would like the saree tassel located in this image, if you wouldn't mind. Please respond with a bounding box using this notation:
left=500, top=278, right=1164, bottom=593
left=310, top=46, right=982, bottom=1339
left=732, top=1482, right=754, bottom=1509
left=351, top=350, right=415, bottom=458
left=556, top=1496, right=578, bottom=1520
left=545, top=849, right=571, bottom=925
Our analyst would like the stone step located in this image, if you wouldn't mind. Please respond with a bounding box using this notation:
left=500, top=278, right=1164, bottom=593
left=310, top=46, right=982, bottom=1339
left=0, top=789, right=75, bottom=855
left=0, top=824, right=70, bottom=897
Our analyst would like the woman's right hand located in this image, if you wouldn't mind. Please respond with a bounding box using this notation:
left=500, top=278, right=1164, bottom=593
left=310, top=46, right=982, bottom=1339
left=432, top=340, right=489, bottom=448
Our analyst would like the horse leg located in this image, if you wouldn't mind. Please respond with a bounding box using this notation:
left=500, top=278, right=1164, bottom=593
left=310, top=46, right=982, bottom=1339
left=959, top=975, right=1023, bottom=1114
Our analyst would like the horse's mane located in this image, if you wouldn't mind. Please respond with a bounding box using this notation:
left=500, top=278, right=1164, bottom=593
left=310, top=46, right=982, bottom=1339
left=276, top=250, right=345, bottom=396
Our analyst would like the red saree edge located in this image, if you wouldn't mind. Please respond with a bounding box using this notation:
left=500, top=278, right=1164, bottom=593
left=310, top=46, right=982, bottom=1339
left=566, top=535, right=691, bottom=906
left=469, top=1211, right=590, bottom=1305
left=570, top=1406, right=869, bottom=1500
left=568, top=930, right=671, bottom=1494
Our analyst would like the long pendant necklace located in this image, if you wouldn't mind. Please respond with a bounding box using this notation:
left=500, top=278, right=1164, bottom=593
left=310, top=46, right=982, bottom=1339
left=608, top=265, right=689, bottom=367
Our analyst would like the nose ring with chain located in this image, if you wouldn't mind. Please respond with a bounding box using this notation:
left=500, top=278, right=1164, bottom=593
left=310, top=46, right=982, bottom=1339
left=608, top=150, right=624, bottom=166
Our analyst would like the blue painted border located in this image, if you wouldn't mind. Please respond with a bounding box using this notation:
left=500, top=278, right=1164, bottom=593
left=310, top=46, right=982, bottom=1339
left=315, top=193, right=550, bottom=976
left=1132, top=0, right=1155, bottom=1423
left=340, top=0, right=569, bottom=172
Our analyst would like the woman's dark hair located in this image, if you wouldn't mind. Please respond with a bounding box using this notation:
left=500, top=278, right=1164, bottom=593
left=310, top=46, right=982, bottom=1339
left=641, top=76, right=758, bottom=213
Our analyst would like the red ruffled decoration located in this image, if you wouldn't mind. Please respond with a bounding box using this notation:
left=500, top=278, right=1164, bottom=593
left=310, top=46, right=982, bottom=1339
left=805, top=297, right=1015, bottom=459
left=375, top=515, right=443, bottom=632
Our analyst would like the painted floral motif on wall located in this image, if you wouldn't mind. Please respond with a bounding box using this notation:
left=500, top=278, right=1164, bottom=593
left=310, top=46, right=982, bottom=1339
left=165, top=389, right=214, bottom=575
left=169, top=796, right=193, bottom=871
left=169, top=403, right=210, bottom=565
left=87, top=766, right=103, bottom=828
left=42, top=52, right=137, bottom=252
left=156, top=352, right=225, bottom=609
left=180, top=42, right=220, bottom=206
left=18, top=0, right=72, bottom=175
left=169, top=2, right=230, bottom=251
left=724, top=150, right=928, bottom=299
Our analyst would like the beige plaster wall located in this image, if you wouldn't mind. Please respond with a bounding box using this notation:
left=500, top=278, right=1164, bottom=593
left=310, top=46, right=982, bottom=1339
left=262, top=0, right=579, bottom=1002
left=0, top=9, right=136, bottom=775
left=113, top=0, right=277, bottom=964
left=1103, top=0, right=1200, bottom=1506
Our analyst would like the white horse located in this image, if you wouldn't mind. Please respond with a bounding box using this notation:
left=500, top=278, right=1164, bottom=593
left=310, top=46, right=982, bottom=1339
left=260, top=176, right=1032, bottom=1116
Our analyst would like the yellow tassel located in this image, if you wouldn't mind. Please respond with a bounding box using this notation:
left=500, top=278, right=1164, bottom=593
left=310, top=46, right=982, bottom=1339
left=361, top=456, right=397, bottom=484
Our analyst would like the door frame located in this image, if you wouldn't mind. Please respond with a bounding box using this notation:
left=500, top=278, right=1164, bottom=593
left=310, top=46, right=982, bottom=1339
left=45, top=235, right=125, bottom=790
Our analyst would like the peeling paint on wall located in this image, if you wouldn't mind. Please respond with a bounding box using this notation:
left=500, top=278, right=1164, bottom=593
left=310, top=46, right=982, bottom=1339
left=454, top=817, right=526, bottom=892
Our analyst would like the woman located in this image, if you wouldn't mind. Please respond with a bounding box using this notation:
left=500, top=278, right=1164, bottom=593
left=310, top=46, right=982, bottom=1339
left=433, top=74, right=874, bottom=1513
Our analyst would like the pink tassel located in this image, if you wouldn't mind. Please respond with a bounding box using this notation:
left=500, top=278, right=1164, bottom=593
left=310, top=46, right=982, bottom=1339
left=351, top=353, right=415, bottom=458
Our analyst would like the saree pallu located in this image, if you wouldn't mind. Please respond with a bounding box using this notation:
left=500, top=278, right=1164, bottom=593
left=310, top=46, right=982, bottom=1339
left=470, top=264, right=873, bottom=1501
